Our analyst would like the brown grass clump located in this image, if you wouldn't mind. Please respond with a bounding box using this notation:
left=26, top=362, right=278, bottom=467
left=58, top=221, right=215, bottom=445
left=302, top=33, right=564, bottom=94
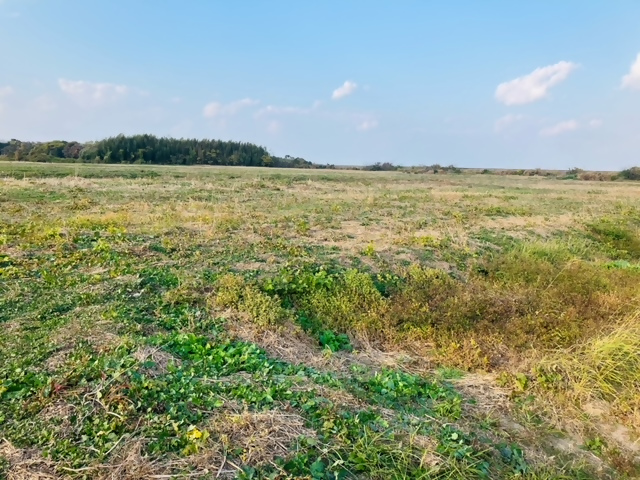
left=207, top=410, right=316, bottom=466
left=132, top=346, right=181, bottom=377
left=0, top=440, right=57, bottom=480
left=227, top=315, right=431, bottom=377
left=94, top=440, right=168, bottom=480
left=226, top=316, right=338, bottom=369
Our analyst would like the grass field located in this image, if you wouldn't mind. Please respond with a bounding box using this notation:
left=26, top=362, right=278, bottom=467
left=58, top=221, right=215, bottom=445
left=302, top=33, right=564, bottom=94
left=1, top=162, right=639, bottom=479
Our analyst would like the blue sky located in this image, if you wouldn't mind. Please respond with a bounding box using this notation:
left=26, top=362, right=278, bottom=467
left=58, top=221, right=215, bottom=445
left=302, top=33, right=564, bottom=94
left=1, top=1, right=640, bottom=169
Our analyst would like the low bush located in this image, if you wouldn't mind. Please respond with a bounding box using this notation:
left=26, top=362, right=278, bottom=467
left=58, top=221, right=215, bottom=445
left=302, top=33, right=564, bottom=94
left=212, top=274, right=289, bottom=326
left=619, top=166, right=640, bottom=181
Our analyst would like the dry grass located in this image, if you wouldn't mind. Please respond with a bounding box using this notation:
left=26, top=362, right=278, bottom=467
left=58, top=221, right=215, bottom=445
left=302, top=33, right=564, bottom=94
left=227, top=315, right=433, bottom=379
left=0, top=441, right=57, bottom=480
left=132, top=346, right=181, bottom=377
left=207, top=409, right=316, bottom=467
left=533, top=311, right=640, bottom=456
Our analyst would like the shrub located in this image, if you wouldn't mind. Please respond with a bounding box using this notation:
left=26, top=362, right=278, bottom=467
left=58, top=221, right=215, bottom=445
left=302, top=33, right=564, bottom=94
left=619, top=166, right=640, bottom=181
left=579, top=172, right=615, bottom=181
left=213, top=273, right=245, bottom=307
left=301, top=269, right=388, bottom=336
left=213, top=274, right=288, bottom=326
left=241, top=286, right=287, bottom=326
left=365, top=162, right=398, bottom=171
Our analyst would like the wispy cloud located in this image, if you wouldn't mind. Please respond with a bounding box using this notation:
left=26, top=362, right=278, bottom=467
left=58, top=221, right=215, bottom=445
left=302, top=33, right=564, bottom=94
left=58, top=79, right=131, bottom=107
left=495, top=61, right=578, bottom=106
left=255, top=105, right=308, bottom=116
left=589, top=118, right=603, bottom=128
left=356, top=118, right=378, bottom=131
left=540, top=119, right=579, bottom=137
left=332, top=80, right=358, bottom=100
left=494, top=114, right=525, bottom=132
left=202, top=98, right=259, bottom=118
left=254, top=101, right=321, bottom=118
left=621, top=53, right=640, bottom=90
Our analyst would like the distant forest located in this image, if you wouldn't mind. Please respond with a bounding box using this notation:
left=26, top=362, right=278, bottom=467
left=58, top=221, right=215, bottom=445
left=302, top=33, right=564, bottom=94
left=0, top=134, right=326, bottom=169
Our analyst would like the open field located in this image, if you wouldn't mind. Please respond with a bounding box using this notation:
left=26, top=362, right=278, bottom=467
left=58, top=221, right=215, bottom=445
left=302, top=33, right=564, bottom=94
left=1, top=162, right=639, bottom=479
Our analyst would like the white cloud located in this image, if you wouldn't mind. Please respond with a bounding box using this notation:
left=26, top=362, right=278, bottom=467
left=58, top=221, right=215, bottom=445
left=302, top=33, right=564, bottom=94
left=202, top=102, right=223, bottom=118
left=494, top=114, right=524, bottom=132
left=254, top=101, right=321, bottom=118
left=58, top=79, right=130, bottom=107
left=495, top=61, right=578, bottom=106
left=540, top=120, right=579, bottom=137
left=202, top=98, right=259, bottom=118
left=589, top=118, right=603, bottom=128
left=356, top=119, right=378, bottom=131
left=255, top=105, right=306, bottom=116
left=332, top=80, right=358, bottom=100
left=621, top=53, right=640, bottom=90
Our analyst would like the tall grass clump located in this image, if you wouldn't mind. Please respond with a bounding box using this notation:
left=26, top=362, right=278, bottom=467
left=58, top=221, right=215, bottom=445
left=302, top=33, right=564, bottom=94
left=535, top=312, right=640, bottom=429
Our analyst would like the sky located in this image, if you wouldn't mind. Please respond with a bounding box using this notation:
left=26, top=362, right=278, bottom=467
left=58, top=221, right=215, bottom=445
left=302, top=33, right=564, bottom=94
left=1, top=1, right=640, bottom=169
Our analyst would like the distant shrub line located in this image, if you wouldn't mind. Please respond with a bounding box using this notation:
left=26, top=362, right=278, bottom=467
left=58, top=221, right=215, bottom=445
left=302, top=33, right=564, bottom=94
left=398, top=165, right=640, bottom=181
left=1, top=135, right=638, bottom=179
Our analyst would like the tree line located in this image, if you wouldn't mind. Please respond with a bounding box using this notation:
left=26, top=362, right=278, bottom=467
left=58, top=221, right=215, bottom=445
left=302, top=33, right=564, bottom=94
left=0, top=135, right=321, bottom=169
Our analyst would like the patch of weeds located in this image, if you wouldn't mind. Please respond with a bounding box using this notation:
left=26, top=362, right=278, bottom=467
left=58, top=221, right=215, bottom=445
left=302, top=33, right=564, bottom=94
left=583, top=436, right=606, bottom=455
left=0, top=456, right=8, bottom=477
left=497, top=442, right=530, bottom=475
left=362, top=242, right=377, bottom=257
left=437, top=426, right=490, bottom=475
left=603, top=260, right=640, bottom=271
left=435, top=366, right=465, bottom=380
left=213, top=274, right=289, bottom=326
left=587, top=219, right=640, bottom=259
left=480, top=205, right=532, bottom=217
